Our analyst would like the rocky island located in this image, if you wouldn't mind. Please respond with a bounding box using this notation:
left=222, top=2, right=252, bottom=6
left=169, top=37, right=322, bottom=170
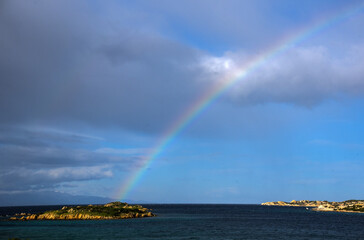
left=9, top=202, right=155, bottom=220
left=262, top=199, right=364, bottom=213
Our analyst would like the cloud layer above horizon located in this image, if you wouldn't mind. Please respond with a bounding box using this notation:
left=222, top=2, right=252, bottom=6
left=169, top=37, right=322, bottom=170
left=1, top=0, right=364, bottom=203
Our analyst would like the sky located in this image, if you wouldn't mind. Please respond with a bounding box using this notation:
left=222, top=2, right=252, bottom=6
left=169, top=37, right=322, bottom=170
left=1, top=0, right=364, bottom=205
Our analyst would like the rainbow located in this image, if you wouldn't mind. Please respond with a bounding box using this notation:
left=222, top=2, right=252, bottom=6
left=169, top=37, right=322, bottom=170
left=115, top=2, right=364, bottom=200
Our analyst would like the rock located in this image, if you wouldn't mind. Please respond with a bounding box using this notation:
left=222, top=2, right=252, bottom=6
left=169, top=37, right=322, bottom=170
left=67, top=208, right=75, bottom=213
left=26, top=214, right=37, bottom=220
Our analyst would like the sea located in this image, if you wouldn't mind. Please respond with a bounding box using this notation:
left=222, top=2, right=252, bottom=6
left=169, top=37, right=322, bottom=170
left=1, top=204, right=364, bottom=239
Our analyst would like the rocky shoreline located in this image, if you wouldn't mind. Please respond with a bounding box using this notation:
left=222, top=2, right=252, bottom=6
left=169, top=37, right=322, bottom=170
left=9, top=202, right=155, bottom=220
left=262, top=200, right=364, bottom=213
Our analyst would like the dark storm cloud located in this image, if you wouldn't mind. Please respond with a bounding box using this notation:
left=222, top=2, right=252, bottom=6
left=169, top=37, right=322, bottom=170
left=0, top=0, right=205, bottom=134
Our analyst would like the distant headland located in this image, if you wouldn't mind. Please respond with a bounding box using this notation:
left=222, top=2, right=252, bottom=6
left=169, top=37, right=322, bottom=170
left=9, top=202, right=155, bottom=220
left=262, top=200, right=364, bottom=213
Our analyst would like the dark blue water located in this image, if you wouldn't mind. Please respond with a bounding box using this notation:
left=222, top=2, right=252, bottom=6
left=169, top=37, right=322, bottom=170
left=1, top=204, right=364, bottom=239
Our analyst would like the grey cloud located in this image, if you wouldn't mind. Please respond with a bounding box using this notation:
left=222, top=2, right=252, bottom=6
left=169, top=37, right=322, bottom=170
left=0, top=127, right=145, bottom=191
left=0, top=166, right=112, bottom=191
left=0, top=190, right=115, bottom=206
left=95, top=147, right=150, bottom=155
left=0, top=144, right=135, bottom=169
left=226, top=46, right=364, bottom=106
left=0, top=126, right=102, bottom=147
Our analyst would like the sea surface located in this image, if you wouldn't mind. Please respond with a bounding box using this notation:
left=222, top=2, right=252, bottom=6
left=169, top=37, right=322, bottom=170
left=1, top=204, right=364, bottom=239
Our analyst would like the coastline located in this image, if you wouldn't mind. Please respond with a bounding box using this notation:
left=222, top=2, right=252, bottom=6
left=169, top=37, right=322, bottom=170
left=262, top=200, right=364, bottom=213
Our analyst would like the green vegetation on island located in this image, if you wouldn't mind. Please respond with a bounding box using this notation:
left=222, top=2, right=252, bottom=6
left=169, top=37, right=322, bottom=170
left=262, top=199, right=364, bottom=213
left=9, top=202, right=155, bottom=220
